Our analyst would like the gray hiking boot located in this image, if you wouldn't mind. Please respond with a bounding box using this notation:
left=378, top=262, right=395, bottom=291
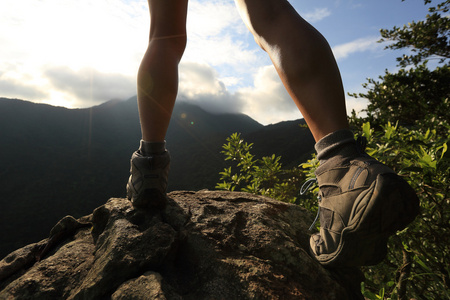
left=126, top=150, right=170, bottom=209
left=309, top=140, right=420, bottom=267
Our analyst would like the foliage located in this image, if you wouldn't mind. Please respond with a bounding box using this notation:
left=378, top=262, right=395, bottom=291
left=352, top=0, right=450, bottom=129
left=215, top=132, right=318, bottom=211
left=379, top=0, right=449, bottom=67
left=348, top=63, right=450, bottom=128
left=356, top=121, right=450, bottom=300
left=342, top=1, right=450, bottom=297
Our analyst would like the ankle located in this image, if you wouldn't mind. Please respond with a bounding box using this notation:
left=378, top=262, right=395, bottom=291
left=315, top=129, right=357, bottom=165
left=139, top=140, right=166, bottom=156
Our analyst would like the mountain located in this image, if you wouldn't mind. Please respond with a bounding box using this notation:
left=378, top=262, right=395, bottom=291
left=0, top=97, right=314, bottom=259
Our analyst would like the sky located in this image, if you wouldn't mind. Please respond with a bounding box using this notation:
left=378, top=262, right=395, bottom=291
left=0, top=0, right=431, bottom=125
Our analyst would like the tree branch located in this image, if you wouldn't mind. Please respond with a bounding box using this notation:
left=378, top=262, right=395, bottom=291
left=397, top=248, right=413, bottom=300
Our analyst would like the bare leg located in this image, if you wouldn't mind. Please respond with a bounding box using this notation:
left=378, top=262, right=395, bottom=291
left=234, top=0, right=349, bottom=142
left=234, top=0, right=420, bottom=269
left=127, top=0, right=188, bottom=208
left=138, top=0, right=188, bottom=142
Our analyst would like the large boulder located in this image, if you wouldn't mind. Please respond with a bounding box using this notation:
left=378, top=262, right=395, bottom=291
left=0, top=190, right=364, bottom=299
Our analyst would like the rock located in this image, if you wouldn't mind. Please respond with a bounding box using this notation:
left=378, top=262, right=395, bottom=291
left=0, top=190, right=364, bottom=299
left=0, top=215, right=92, bottom=284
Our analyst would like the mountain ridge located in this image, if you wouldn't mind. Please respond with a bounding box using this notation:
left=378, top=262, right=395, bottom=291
left=0, top=97, right=314, bottom=259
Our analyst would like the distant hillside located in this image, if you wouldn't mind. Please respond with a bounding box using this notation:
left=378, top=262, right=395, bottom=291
left=0, top=97, right=314, bottom=259
left=244, top=119, right=315, bottom=168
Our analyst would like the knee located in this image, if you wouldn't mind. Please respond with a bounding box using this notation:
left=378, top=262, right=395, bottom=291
left=150, top=34, right=187, bottom=62
left=168, top=35, right=187, bottom=61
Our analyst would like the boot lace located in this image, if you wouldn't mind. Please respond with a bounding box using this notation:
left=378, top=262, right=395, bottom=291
left=300, top=178, right=321, bottom=231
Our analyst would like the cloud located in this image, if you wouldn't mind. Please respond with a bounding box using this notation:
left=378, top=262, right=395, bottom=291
left=177, top=63, right=302, bottom=125
left=188, top=0, right=244, bottom=38
left=0, top=0, right=375, bottom=125
left=177, top=62, right=301, bottom=124
left=179, top=62, right=225, bottom=97
left=175, top=60, right=371, bottom=125
left=185, top=34, right=260, bottom=71
left=0, top=0, right=264, bottom=108
left=0, top=74, right=49, bottom=100
left=303, top=7, right=332, bottom=23
left=178, top=62, right=243, bottom=114
left=345, top=96, right=369, bottom=117
left=332, top=36, right=380, bottom=61
left=184, top=0, right=264, bottom=77
left=0, top=0, right=147, bottom=74
left=0, top=0, right=147, bottom=107
left=44, top=66, right=136, bottom=107
left=236, top=65, right=301, bottom=125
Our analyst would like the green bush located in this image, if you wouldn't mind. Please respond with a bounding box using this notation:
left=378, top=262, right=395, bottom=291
left=215, top=132, right=310, bottom=206
left=357, top=121, right=449, bottom=300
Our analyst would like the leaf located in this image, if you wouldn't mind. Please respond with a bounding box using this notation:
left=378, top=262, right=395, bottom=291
left=440, top=142, right=448, bottom=160
left=414, top=255, right=432, bottom=273
left=362, top=122, right=372, bottom=139
left=387, top=281, right=395, bottom=288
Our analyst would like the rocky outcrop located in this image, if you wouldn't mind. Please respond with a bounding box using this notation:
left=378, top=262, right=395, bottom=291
left=0, top=191, right=364, bottom=299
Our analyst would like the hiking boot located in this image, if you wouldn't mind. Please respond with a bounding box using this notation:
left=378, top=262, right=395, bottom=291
left=309, top=142, right=420, bottom=267
left=126, top=150, right=170, bottom=209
